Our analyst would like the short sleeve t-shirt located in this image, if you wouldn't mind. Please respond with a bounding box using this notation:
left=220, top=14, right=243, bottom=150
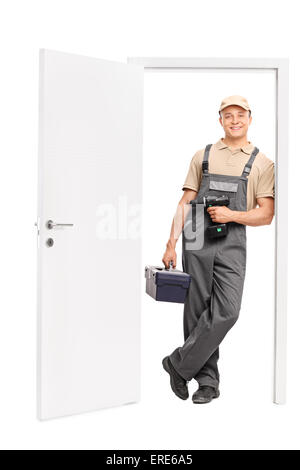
left=182, top=138, right=275, bottom=211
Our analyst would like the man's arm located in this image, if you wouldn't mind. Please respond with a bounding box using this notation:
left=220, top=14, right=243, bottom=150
left=231, top=197, right=274, bottom=226
left=207, top=196, right=274, bottom=227
left=162, top=189, right=198, bottom=268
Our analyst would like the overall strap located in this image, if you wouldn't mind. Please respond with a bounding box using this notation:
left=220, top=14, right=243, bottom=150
left=202, top=144, right=213, bottom=175
left=241, top=147, right=259, bottom=177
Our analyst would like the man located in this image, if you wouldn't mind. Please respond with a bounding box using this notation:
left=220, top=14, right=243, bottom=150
left=161, top=95, right=275, bottom=404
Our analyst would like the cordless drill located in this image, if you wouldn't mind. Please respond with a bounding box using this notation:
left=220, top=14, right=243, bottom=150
left=189, top=195, right=230, bottom=239
left=204, top=195, right=230, bottom=238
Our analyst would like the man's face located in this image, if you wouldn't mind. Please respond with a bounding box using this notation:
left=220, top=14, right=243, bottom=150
left=219, top=105, right=252, bottom=139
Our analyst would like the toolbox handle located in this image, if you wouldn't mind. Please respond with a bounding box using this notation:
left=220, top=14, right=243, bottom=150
left=166, top=260, right=174, bottom=271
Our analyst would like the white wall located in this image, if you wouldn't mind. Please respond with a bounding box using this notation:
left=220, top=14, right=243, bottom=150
left=0, top=0, right=298, bottom=450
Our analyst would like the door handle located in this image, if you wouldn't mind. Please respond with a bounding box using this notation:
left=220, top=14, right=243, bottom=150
left=46, top=220, right=74, bottom=229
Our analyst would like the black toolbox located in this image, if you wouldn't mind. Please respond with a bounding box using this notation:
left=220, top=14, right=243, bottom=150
left=144, top=262, right=191, bottom=303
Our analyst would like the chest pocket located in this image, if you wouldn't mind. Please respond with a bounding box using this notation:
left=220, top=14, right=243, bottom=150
left=208, top=180, right=239, bottom=210
left=209, top=181, right=238, bottom=192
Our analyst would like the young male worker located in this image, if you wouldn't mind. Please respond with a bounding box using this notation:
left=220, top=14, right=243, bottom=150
left=162, top=95, right=275, bottom=404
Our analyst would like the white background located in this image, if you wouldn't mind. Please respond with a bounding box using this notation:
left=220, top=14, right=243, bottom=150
left=0, top=0, right=298, bottom=450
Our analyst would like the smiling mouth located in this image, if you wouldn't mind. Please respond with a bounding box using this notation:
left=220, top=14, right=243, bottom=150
left=230, top=126, right=242, bottom=130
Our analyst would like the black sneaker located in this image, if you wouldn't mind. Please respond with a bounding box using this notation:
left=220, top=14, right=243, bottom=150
left=192, top=385, right=220, bottom=404
left=162, top=356, right=189, bottom=400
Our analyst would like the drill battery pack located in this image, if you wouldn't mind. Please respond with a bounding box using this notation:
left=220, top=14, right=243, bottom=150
left=206, top=223, right=228, bottom=239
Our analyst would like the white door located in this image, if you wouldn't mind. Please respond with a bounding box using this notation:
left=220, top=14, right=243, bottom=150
left=37, top=49, right=143, bottom=420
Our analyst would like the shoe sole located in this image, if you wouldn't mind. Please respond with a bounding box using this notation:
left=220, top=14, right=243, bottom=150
left=162, top=357, right=189, bottom=400
left=192, top=389, right=220, bottom=404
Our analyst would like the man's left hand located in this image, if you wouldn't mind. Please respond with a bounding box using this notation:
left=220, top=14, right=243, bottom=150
left=206, top=205, right=234, bottom=223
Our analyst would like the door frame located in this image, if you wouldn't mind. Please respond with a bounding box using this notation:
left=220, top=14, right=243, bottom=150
left=127, top=57, right=289, bottom=405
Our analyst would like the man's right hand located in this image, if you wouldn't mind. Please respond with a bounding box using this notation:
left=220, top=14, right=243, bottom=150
left=162, top=246, right=177, bottom=269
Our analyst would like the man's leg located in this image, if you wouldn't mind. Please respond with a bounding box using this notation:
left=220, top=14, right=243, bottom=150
left=181, top=245, right=219, bottom=389
left=193, top=349, right=220, bottom=389
left=169, top=244, right=246, bottom=381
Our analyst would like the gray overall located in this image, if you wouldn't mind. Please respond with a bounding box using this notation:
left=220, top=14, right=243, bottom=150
left=169, top=143, right=259, bottom=390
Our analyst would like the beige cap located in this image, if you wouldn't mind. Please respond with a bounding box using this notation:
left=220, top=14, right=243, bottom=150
left=219, top=95, right=251, bottom=113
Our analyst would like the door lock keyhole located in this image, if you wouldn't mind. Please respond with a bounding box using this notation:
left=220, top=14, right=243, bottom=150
left=46, top=238, right=54, bottom=247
